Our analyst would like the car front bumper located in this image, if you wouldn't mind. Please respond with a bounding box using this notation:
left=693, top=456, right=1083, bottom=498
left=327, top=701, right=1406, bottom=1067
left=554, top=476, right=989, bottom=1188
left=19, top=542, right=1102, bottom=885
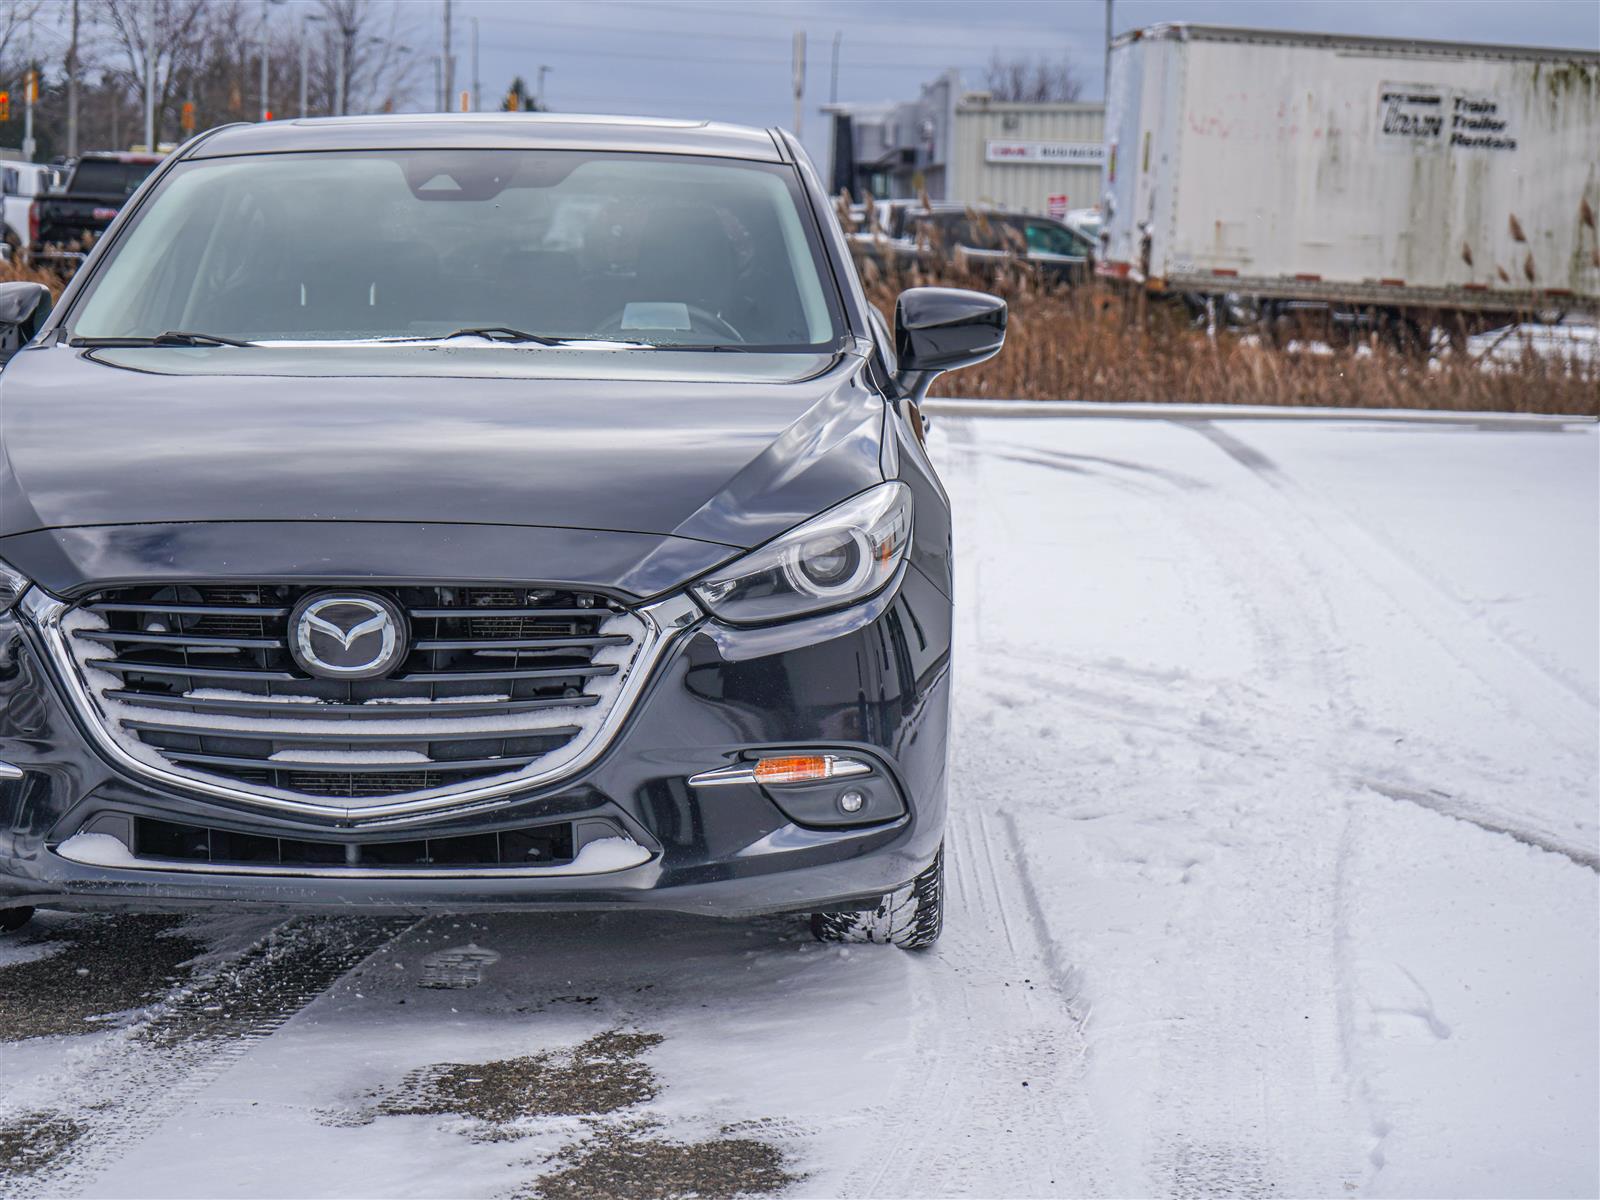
left=0, top=565, right=951, bottom=918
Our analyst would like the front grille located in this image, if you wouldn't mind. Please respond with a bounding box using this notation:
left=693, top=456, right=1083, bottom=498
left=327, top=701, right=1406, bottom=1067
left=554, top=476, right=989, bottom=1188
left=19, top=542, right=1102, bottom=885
left=58, top=583, right=648, bottom=805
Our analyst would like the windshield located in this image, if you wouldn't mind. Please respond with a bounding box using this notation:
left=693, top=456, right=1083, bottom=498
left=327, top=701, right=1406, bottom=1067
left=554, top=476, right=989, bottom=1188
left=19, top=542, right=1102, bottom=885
left=69, top=158, right=158, bottom=197
left=69, top=150, right=844, bottom=350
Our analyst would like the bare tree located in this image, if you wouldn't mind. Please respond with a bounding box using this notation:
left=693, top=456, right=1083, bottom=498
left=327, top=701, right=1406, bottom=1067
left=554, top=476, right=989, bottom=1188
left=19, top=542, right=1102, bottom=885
left=982, top=54, right=1084, bottom=103
left=100, top=0, right=210, bottom=144
left=312, top=0, right=422, bottom=116
left=0, top=0, right=42, bottom=69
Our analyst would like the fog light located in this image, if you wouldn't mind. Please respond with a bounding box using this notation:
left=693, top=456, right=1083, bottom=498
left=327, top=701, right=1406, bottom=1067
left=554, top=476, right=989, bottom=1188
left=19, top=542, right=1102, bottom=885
left=837, top=789, right=866, bottom=814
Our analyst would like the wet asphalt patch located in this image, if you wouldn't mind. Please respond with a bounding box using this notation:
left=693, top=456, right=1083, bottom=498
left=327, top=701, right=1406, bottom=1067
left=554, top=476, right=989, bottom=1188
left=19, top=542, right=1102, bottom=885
left=0, top=915, right=205, bottom=1041
left=356, top=1030, right=664, bottom=1132
left=341, top=1027, right=801, bottom=1197
left=0, top=1112, right=86, bottom=1177
left=528, top=1119, right=800, bottom=1200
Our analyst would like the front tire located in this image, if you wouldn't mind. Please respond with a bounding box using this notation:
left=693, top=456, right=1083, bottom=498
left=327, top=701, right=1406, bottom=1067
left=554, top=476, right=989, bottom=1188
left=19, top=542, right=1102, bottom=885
left=1, top=906, right=34, bottom=934
left=810, top=845, right=944, bottom=950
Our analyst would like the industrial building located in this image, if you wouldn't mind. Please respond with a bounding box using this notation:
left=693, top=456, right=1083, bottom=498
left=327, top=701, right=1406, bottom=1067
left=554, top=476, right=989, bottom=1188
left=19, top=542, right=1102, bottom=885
left=825, top=70, right=1105, bottom=217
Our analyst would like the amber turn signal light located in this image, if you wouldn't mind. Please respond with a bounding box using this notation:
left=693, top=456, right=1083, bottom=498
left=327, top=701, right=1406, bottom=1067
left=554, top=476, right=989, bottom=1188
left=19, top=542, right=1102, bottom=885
left=752, top=755, right=836, bottom=785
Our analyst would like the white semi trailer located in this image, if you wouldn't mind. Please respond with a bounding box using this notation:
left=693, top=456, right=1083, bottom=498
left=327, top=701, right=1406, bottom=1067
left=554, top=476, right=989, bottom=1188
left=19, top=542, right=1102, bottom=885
left=1098, top=25, right=1600, bottom=335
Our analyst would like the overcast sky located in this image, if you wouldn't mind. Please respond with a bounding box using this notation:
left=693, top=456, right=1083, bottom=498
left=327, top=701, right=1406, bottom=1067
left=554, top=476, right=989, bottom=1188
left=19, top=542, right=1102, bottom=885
left=448, top=0, right=1599, bottom=161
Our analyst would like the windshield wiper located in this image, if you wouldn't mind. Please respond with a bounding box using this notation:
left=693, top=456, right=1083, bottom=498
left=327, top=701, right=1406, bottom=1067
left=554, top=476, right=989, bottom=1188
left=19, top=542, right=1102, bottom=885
left=71, top=330, right=254, bottom=348
left=426, top=327, right=567, bottom=346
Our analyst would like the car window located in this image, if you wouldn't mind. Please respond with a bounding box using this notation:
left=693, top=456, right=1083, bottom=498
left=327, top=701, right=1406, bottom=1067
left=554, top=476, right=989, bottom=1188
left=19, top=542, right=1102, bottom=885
left=913, top=214, right=988, bottom=252
left=1024, top=221, right=1085, bottom=257
left=70, top=150, right=845, bottom=351
left=69, top=159, right=158, bottom=197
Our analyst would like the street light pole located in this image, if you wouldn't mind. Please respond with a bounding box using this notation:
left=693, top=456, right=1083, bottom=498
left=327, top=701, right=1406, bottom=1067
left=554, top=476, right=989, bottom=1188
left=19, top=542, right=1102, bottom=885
left=441, top=0, right=453, bottom=112
left=299, top=17, right=309, bottom=117
left=791, top=31, right=805, bottom=138
left=536, top=64, right=550, bottom=110
left=22, top=8, right=35, bottom=160
left=471, top=17, right=480, bottom=112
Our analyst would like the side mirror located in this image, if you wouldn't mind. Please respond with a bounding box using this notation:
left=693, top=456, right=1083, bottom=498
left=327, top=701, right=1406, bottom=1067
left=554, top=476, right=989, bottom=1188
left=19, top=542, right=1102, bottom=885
left=0, top=281, right=52, bottom=367
left=894, top=286, right=1006, bottom=402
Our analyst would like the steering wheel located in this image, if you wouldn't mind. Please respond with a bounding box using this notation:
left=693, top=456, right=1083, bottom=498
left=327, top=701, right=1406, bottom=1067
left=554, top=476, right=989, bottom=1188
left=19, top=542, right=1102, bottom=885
left=594, top=304, right=746, bottom=344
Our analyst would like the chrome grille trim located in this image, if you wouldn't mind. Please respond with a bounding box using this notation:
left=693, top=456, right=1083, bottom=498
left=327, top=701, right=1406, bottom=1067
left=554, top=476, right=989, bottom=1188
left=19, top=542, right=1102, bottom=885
left=23, top=587, right=701, bottom=822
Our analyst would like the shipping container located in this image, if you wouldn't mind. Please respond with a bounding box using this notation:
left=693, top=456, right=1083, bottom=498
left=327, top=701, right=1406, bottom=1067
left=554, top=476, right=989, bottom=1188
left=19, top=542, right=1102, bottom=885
left=1099, top=25, right=1600, bottom=319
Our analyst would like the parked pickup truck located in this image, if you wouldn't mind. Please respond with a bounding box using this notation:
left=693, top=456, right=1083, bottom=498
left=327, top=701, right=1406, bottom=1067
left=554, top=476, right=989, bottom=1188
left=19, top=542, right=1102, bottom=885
left=31, top=152, right=161, bottom=271
left=0, top=161, right=64, bottom=260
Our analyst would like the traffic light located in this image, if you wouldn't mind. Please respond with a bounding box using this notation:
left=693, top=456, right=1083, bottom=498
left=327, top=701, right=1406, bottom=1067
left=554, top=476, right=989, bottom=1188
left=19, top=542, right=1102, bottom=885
left=0, top=91, right=9, bottom=122
left=180, top=101, right=195, bottom=133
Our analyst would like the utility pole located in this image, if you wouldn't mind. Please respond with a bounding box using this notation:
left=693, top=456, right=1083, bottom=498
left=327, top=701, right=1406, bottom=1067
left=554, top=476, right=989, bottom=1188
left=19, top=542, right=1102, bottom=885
left=143, top=3, right=155, bottom=150
left=299, top=15, right=309, bottom=117
left=432, top=56, right=441, bottom=113
left=66, top=0, right=80, bottom=157
left=791, top=30, right=805, bottom=138
left=536, top=64, right=550, bottom=110
left=260, top=4, right=271, bottom=120
left=441, top=0, right=453, bottom=112
left=471, top=17, right=480, bottom=112
left=336, top=25, right=347, bottom=115
left=1104, top=0, right=1113, bottom=100
left=829, top=31, right=841, bottom=105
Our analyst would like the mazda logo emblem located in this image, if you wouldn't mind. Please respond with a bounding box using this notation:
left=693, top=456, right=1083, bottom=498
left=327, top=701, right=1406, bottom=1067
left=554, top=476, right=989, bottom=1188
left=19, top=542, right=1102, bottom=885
left=288, top=591, right=409, bottom=680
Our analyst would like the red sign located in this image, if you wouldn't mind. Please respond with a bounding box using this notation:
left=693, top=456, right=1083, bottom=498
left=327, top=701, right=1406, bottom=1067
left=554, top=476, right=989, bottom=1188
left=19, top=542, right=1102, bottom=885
left=1047, top=194, right=1069, bottom=219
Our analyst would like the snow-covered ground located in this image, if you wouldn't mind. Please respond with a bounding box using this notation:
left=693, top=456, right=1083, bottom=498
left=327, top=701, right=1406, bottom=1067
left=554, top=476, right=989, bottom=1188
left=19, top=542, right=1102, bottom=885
left=2, top=409, right=1595, bottom=1198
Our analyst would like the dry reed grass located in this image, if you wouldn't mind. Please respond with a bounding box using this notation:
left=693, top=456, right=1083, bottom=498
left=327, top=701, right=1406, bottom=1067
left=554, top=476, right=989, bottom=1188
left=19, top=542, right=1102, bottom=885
left=854, top=244, right=1598, bottom=417
left=0, top=254, right=69, bottom=299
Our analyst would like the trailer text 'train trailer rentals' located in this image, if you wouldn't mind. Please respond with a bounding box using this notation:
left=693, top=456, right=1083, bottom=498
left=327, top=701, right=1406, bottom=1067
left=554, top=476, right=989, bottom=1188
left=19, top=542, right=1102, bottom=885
left=1098, top=25, right=1600, bottom=325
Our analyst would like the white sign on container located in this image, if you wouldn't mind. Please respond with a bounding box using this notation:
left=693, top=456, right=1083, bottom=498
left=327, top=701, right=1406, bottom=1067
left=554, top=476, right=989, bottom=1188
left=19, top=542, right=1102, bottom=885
left=985, top=140, right=1106, bottom=164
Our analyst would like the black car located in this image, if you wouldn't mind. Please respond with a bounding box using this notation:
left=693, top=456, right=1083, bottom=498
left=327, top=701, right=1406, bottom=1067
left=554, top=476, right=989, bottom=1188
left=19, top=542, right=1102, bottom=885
left=0, top=115, right=1003, bottom=949
left=857, top=203, right=1094, bottom=286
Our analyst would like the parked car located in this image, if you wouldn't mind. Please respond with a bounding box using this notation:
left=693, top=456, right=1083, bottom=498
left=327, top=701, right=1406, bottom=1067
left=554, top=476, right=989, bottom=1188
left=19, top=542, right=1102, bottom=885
left=0, top=160, right=64, bottom=260
left=855, top=202, right=1094, bottom=284
left=30, top=151, right=162, bottom=271
left=0, top=114, right=1005, bottom=948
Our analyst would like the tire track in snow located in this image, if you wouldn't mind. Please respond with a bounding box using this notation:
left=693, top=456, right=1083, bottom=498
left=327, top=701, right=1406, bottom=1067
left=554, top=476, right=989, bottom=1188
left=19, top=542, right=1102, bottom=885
left=839, top=806, right=1114, bottom=1199
left=1191, top=420, right=1597, bottom=863
left=1358, top=779, right=1599, bottom=872
left=953, top=421, right=1373, bottom=1195
left=1192, top=421, right=1597, bottom=749
left=836, top=419, right=1115, bottom=1198
left=1, top=916, right=412, bottom=1196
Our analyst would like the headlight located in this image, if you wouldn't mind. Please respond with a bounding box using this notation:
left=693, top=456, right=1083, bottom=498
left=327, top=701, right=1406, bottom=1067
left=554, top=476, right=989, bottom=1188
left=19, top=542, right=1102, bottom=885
left=0, top=555, right=29, bottom=614
left=692, top=483, right=912, bottom=625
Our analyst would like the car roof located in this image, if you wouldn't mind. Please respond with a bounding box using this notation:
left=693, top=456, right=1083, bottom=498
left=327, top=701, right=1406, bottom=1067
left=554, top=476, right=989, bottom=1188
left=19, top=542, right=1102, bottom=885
left=72, top=151, right=164, bottom=164
left=185, top=113, right=786, bottom=163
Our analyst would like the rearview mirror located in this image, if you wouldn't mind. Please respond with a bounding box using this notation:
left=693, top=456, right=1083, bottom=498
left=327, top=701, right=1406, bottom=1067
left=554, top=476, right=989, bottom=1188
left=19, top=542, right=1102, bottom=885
left=894, top=286, right=1006, bottom=401
left=0, top=281, right=52, bottom=367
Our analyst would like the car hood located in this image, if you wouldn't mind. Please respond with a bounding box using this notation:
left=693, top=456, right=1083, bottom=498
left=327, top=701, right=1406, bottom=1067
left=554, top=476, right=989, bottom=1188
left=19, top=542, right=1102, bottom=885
left=0, top=343, right=887, bottom=585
